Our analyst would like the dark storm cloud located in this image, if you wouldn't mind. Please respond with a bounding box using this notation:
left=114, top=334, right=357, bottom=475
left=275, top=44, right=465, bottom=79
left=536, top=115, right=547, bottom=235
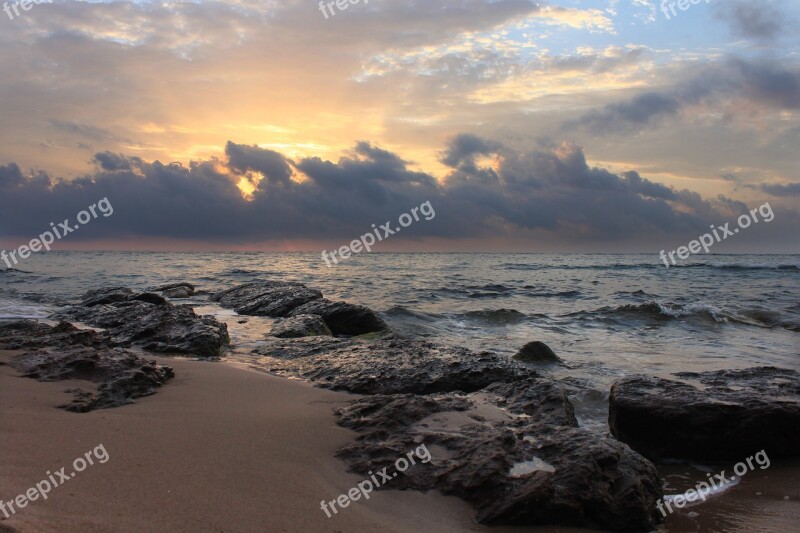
left=225, top=142, right=294, bottom=185
left=94, top=152, right=141, bottom=172
left=760, top=182, right=800, bottom=196
left=727, top=58, right=800, bottom=109
left=565, top=92, right=681, bottom=134
left=567, top=57, right=800, bottom=134
left=714, top=0, right=786, bottom=41
left=0, top=136, right=796, bottom=247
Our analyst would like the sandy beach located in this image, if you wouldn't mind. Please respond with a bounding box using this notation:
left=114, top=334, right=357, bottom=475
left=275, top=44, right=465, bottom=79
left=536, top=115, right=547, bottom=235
left=1, top=351, right=593, bottom=533
left=2, top=342, right=799, bottom=533
left=0, top=351, right=477, bottom=532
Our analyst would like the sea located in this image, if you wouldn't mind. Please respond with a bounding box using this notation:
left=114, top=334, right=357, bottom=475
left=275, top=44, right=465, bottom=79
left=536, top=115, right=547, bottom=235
left=1, top=252, right=798, bottom=431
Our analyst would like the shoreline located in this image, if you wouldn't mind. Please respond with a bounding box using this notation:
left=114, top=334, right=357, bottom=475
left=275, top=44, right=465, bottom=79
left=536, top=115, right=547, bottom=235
left=1, top=350, right=586, bottom=533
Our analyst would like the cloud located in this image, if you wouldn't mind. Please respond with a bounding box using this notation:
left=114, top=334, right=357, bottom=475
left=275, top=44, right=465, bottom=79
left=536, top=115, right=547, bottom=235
left=0, top=136, right=795, bottom=250
left=566, top=57, right=800, bottom=134
left=760, top=182, right=800, bottom=196
left=48, top=120, right=118, bottom=142
left=714, top=0, right=787, bottom=42
left=565, top=92, right=681, bottom=134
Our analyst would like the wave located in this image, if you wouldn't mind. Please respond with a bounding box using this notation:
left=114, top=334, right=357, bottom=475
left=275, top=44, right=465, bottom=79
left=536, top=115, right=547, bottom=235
left=706, top=263, right=800, bottom=271
left=525, top=289, right=582, bottom=298
left=501, top=262, right=799, bottom=272
left=571, top=300, right=799, bottom=332
left=460, top=308, right=531, bottom=325
left=0, top=267, right=31, bottom=274
left=384, top=305, right=437, bottom=322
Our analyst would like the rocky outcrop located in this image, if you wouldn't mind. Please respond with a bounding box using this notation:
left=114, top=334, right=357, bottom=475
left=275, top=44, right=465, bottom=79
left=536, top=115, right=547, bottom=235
left=81, top=286, right=133, bottom=307
left=335, top=378, right=663, bottom=531
left=212, top=281, right=388, bottom=336
left=0, top=320, right=100, bottom=349
left=153, top=282, right=196, bottom=298
left=1, top=321, right=174, bottom=412
left=609, top=367, right=800, bottom=461
left=288, top=299, right=388, bottom=336
left=513, top=341, right=562, bottom=364
left=12, top=346, right=174, bottom=412
left=54, top=291, right=229, bottom=359
left=253, top=334, right=530, bottom=395
left=211, top=282, right=322, bottom=317
left=269, top=314, right=331, bottom=338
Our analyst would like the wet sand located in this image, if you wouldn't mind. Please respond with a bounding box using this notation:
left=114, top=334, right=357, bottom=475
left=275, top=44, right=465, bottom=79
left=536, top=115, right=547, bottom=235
left=657, top=460, right=800, bottom=532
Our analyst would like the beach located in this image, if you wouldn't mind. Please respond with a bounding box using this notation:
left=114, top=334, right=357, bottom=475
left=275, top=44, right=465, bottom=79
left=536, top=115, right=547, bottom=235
left=3, top=348, right=798, bottom=533
left=3, top=347, right=611, bottom=533
left=1, top=351, right=501, bottom=532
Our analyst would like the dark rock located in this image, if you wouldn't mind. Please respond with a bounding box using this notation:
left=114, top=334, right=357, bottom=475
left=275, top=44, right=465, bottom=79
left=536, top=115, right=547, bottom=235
left=0, top=320, right=99, bottom=350
left=335, top=378, right=662, bottom=531
left=513, top=341, right=562, bottom=364
left=609, top=366, right=800, bottom=461
left=10, top=346, right=174, bottom=412
left=130, top=292, right=168, bottom=306
left=288, top=298, right=388, bottom=336
left=54, top=298, right=229, bottom=359
left=153, top=282, right=196, bottom=299
left=80, top=287, right=133, bottom=307
left=253, top=334, right=530, bottom=394
left=211, top=281, right=322, bottom=317
left=270, top=314, right=331, bottom=338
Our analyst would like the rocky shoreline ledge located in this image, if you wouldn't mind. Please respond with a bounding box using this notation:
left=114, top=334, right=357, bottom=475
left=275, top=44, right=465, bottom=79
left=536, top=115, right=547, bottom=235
left=1, top=280, right=798, bottom=531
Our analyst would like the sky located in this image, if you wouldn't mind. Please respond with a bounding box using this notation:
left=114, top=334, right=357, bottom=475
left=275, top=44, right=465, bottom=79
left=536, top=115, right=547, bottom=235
left=0, top=0, right=798, bottom=252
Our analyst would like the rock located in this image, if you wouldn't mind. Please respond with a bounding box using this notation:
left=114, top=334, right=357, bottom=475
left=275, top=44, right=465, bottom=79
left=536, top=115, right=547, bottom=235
left=153, top=282, right=196, bottom=299
left=0, top=320, right=99, bottom=349
left=211, top=281, right=322, bottom=317
left=130, top=292, right=168, bottom=306
left=513, top=341, right=562, bottom=364
left=80, top=287, right=133, bottom=307
left=211, top=282, right=389, bottom=336
left=609, top=367, right=800, bottom=461
left=9, top=345, right=174, bottom=412
left=270, top=314, right=331, bottom=338
left=54, top=292, right=229, bottom=359
left=288, top=298, right=388, bottom=336
left=334, top=378, right=662, bottom=531
left=253, top=334, right=530, bottom=394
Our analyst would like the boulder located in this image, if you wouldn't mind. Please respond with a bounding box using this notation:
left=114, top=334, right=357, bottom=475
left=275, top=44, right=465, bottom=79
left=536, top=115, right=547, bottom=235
left=211, top=282, right=322, bottom=317
left=289, top=298, right=388, bottom=336
left=0, top=320, right=99, bottom=349
left=609, top=367, right=800, bottom=461
left=153, top=282, right=196, bottom=299
left=10, top=345, right=174, bottom=412
left=513, top=341, right=562, bottom=364
left=130, top=292, right=169, bottom=306
left=269, top=314, right=331, bottom=338
left=55, top=291, right=229, bottom=359
left=80, top=287, right=133, bottom=307
left=335, top=378, right=662, bottom=531
left=253, top=334, right=530, bottom=395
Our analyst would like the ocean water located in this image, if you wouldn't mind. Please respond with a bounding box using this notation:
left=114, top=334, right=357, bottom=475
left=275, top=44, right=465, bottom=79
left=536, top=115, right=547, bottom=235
left=1, top=252, right=798, bottom=429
